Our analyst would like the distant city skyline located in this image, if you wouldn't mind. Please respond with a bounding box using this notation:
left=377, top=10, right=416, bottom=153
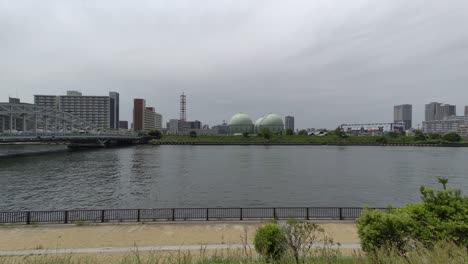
left=2, top=1, right=468, bottom=128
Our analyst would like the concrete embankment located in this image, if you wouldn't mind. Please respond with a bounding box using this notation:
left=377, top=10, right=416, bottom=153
left=0, top=143, right=69, bottom=157
left=151, top=141, right=468, bottom=147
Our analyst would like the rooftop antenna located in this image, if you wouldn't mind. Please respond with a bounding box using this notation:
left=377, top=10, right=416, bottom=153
left=180, top=92, right=186, bottom=121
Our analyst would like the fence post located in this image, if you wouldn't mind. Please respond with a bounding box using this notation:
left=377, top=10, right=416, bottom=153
left=273, top=208, right=277, bottom=219
left=172, top=209, right=175, bottom=221
left=306, top=208, right=309, bottom=220
left=64, top=211, right=68, bottom=224
left=240, top=208, right=243, bottom=221
left=206, top=208, right=209, bottom=221
left=137, top=209, right=140, bottom=222
left=339, top=208, right=343, bottom=220
left=26, top=212, right=31, bottom=225
left=101, top=210, right=105, bottom=223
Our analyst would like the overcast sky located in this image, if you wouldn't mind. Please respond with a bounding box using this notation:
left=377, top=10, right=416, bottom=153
left=1, top=0, right=468, bottom=129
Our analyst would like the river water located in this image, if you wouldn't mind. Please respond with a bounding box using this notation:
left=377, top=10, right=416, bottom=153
left=0, top=145, right=467, bottom=210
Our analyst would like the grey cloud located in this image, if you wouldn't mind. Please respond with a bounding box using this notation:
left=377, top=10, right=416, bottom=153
left=1, top=0, right=468, bottom=128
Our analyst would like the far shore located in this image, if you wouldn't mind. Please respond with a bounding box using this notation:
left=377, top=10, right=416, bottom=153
left=149, top=134, right=468, bottom=147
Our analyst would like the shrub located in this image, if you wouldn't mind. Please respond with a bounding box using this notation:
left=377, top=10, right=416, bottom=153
left=442, top=132, right=461, bottom=142
left=357, top=179, right=468, bottom=254
left=414, top=130, right=426, bottom=141
left=147, top=129, right=162, bottom=139
left=428, top=134, right=441, bottom=140
left=253, top=222, right=286, bottom=260
left=282, top=220, right=338, bottom=264
left=286, top=129, right=294, bottom=135
left=298, top=129, right=307, bottom=136
left=189, top=131, right=197, bottom=138
left=242, top=132, right=249, bottom=138
left=387, top=131, right=399, bottom=138
left=357, top=208, right=414, bottom=254
left=375, top=136, right=388, bottom=144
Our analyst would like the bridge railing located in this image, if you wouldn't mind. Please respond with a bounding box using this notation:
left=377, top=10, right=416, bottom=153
left=0, top=131, right=140, bottom=138
left=0, top=207, right=388, bottom=224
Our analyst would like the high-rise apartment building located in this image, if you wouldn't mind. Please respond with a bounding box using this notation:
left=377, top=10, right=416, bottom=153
left=425, top=102, right=456, bottom=121
left=34, top=91, right=119, bottom=129
left=465, top=106, right=468, bottom=116
left=109, top=92, right=119, bottom=129
left=285, top=116, right=295, bottom=131
left=154, top=112, right=162, bottom=130
left=133, top=99, right=162, bottom=131
left=133, top=99, right=145, bottom=131
left=393, top=104, right=412, bottom=130
left=144, top=107, right=156, bottom=130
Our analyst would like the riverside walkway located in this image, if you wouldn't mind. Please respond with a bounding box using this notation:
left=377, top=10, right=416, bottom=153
left=0, top=221, right=360, bottom=257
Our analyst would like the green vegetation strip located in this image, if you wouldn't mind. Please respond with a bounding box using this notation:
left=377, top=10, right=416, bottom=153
left=150, top=134, right=468, bottom=145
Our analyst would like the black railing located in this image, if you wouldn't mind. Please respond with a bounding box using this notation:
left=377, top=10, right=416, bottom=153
left=0, top=207, right=387, bottom=224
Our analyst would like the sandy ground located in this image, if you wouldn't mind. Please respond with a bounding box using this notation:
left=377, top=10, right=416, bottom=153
left=0, top=221, right=359, bottom=251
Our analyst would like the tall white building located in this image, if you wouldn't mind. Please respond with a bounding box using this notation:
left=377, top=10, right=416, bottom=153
left=154, top=112, right=162, bottom=130
left=34, top=91, right=119, bottom=129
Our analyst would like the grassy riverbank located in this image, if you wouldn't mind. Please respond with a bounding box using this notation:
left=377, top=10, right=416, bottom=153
left=1, top=242, right=465, bottom=264
left=150, top=134, right=468, bottom=145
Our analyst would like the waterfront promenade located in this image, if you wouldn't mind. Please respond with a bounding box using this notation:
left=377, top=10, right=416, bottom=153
left=0, top=221, right=359, bottom=261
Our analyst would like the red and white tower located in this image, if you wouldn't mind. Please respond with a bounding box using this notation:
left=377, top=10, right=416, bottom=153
left=180, top=92, right=186, bottom=121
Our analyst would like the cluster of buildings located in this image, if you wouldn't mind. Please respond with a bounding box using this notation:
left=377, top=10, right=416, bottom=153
left=3, top=90, right=295, bottom=136
left=340, top=102, right=468, bottom=137
left=422, top=102, right=468, bottom=137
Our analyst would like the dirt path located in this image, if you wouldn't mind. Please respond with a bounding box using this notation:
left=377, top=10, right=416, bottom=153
left=0, top=221, right=359, bottom=251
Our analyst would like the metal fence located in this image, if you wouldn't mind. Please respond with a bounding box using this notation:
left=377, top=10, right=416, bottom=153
left=0, top=207, right=386, bottom=224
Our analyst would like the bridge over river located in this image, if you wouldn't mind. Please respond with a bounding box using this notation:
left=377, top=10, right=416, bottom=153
left=0, top=102, right=144, bottom=147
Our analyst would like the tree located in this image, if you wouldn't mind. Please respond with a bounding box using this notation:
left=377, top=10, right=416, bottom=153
left=254, top=222, right=287, bottom=261
left=147, top=129, right=162, bottom=139
left=442, top=132, right=461, bottom=142
left=260, top=128, right=271, bottom=140
left=189, top=130, right=197, bottom=138
left=242, top=131, right=249, bottom=138
left=414, top=130, right=426, bottom=141
left=334, top=127, right=348, bottom=138
left=438, top=177, right=448, bottom=190
left=298, top=129, right=307, bottom=136
left=286, top=128, right=294, bottom=136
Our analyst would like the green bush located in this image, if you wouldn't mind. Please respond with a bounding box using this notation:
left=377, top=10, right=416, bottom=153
left=428, top=133, right=441, bottom=140
left=442, top=132, right=461, bottom=142
left=242, top=132, right=249, bottom=138
left=414, top=130, right=426, bottom=141
left=253, top=222, right=287, bottom=260
left=375, top=136, right=388, bottom=144
left=147, top=129, right=162, bottom=139
left=189, top=131, right=197, bottom=138
left=357, top=179, right=468, bottom=253
left=286, top=129, right=294, bottom=135
left=298, top=129, right=307, bottom=135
